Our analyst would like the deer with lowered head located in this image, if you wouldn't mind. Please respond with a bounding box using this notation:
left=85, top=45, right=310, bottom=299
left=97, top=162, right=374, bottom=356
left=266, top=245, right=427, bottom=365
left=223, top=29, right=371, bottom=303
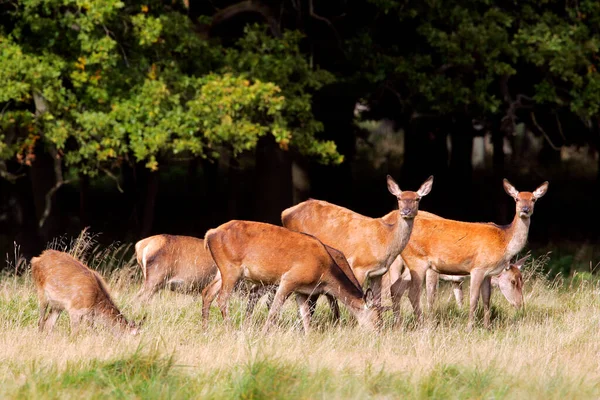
left=388, top=179, right=548, bottom=329
left=136, top=234, right=274, bottom=318
left=385, top=254, right=528, bottom=311
left=202, top=220, right=381, bottom=333
left=135, top=234, right=218, bottom=301
left=281, top=175, right=433, bottom=315
left=32, top=249, right=141, bottom=335
left=427, top=256, right=529, bottom=309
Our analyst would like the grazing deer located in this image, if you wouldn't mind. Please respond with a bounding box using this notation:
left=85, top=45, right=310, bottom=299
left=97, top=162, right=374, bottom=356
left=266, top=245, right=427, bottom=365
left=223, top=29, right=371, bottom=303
left=135, top=235, right=218, bottom=301
left=426, top=256, right=528, bottom=309
left=136, top=234, right=274, bottom=319
left=281, top=175, right=433, bottom=314
left=202, top=220, right=380, bottom=333
left=389, top=179, right=548, bottom=329
left=32, top=249, right=141, bottom=335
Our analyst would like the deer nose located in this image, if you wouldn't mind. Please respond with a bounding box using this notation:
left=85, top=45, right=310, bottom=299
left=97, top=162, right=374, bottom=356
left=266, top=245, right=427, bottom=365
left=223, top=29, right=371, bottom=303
left=400, top=208, right=412, bottom=216
left=521, top=206, right=531, bottom=214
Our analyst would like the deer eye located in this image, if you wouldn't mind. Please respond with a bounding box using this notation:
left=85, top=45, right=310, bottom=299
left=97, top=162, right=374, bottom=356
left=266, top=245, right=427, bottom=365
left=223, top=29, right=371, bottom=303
left=511, top=280, right=516, bottom=285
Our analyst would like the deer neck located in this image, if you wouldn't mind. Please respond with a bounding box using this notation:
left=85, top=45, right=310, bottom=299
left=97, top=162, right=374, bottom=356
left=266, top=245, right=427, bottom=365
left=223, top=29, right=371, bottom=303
left=383, top=211, right=414, bottom=258
left=96, top=299, right=130, bottom=329
left=505, top=213, right=531, bottom=260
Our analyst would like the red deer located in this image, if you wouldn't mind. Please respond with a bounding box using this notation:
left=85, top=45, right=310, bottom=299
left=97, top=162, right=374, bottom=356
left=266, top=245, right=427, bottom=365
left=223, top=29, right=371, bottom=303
left=136, top=234, right=274, bottom=319
left=427, top=256, right=528, bottom=309
left=135, top=235, right=217, bottom=301
left=389, top=180, right=548, bottom=329
left=32, top=249, right=140, bottom=335
left=281, top=175, right=433, bottom=313
left=202, top=220, right=380, bottom=333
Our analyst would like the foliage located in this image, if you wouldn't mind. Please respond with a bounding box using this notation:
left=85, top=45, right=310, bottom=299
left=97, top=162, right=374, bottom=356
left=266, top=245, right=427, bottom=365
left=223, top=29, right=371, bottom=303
left=0, top=0, right=341, bottom=180
left=348, top=0, right=600, bottom=135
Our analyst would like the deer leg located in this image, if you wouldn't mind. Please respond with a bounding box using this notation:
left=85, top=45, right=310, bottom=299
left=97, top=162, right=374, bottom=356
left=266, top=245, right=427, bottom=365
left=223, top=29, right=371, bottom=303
left=468, top=270, right=486, bottom=330
left=295, top=293, right=312, bottom=333
left=407, top=267, right=427, bottom=323
left=44, top=309, right=62, bottom=333
left=37, top=299, right=49, bottom=332
left=390, top=269, right=411, bottom=327
left=452, top=281, right=464, bottom=308
left=69, top=312, right=84, bottom=336
left=263, top=280, right=294, bottom=333
left=370, top=275, right=383, bottom=308
left=216, top=273, right=241, bottom=323
left=136, top=279, right=164, bottom=303
left=263, top=285, right=276, bottom=309
left=244, top=284, right=264, bottom=320
left=480, top=276, right=492, bottom=329
left=201, top=275, right=222, bottom=328
left=425, top=269, right=439, bottom=312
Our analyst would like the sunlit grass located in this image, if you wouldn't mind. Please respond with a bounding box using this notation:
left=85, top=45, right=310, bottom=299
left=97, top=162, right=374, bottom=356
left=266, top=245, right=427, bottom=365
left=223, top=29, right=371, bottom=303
left=0, top=243, right=599, bottom=399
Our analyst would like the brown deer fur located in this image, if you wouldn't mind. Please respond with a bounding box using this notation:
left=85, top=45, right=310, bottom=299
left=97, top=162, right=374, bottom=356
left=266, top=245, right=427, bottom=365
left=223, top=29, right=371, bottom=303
left=427, top=256, right=528, bottom=309
left=135, top=235, right=218, bottom=301
left=281, top=175, right=433, bottom=314
left=202, top=220, right=380, bottom=333
left=389, top=180, right=548, bottom=329
left=32, top=249, right=139, bottom=335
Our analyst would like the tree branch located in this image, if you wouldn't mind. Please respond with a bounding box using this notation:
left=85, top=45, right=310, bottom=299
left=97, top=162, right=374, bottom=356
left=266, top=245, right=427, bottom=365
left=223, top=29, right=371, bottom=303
left=499, top=75, right=535, bottom=135
left=530, top=112, right=562, bottom=151
left=211, top=0, right=281, bottom=37
left=39, top=148, right=71, bottom=228
left=101, top=167, right=124, bottom=193
left=308, top=0, right=341, bottom=45
left=0, top=161, right=25, bottom=183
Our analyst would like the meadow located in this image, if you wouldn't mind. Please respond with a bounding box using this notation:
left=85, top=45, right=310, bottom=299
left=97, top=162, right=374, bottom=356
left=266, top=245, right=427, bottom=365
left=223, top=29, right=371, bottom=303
left=0, top=239, right=599, bottom=399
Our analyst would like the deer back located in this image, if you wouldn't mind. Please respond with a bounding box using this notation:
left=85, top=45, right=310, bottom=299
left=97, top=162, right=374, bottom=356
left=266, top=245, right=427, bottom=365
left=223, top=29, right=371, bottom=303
left=282, top=200, right=400, bottom=280
left=135, top=234, right=217, bottom=286
left=402, top=213, right=514, bottom=274
left=32, top=250, right=133, bottom=331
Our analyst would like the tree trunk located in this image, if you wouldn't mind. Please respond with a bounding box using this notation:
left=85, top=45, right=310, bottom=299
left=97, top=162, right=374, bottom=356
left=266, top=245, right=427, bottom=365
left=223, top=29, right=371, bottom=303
left=254, top=136, right=292, bottom=224
left=448, top=117, right=474, bottom=220
left=79, top=173, right=90, bottom=228
left=29, top=148, right=60, bottom=242
left=201, top=157, right=220, bottom=229
left=121, top=162, right=140, bottom=236
left=13, top=170, right=43, bottom=259
left=309, top=82, right=356, bottom=206
left=139, top=169, right=159, bottom=239
left=492, top=126, right=508, bottom=223
left=292, top=160, right=310, bottom=205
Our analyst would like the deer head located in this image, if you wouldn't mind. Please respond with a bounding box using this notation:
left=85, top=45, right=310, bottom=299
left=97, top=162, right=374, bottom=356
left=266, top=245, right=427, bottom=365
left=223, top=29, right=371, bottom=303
left=387, top=175, right=434, bottom=219
left=503, top=180, right=549, bottom=218
left=493, top=255, right=529, bottom=308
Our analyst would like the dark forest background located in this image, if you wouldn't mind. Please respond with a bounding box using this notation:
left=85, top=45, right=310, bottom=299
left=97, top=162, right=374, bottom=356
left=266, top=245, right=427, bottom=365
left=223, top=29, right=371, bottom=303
left=1, top=0, right=599, bottom=275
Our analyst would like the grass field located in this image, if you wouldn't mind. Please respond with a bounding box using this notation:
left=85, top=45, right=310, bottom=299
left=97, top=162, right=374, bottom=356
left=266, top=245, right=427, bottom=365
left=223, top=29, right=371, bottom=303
left=0, top=245, right=599, bottom=399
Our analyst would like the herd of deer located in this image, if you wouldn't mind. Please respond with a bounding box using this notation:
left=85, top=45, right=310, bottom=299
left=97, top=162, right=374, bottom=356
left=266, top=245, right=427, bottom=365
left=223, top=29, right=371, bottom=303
left=31, top=176, right=549, bottom=336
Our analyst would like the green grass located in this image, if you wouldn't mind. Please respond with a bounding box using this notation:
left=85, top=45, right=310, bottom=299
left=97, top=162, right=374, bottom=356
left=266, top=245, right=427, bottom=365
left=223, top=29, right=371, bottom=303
left=1, top=251, right=599, bottom=399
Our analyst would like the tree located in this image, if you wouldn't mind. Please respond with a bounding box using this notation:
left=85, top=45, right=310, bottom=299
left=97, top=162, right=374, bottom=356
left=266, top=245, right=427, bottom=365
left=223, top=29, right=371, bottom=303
left=0, top=0, right=341, bottom=242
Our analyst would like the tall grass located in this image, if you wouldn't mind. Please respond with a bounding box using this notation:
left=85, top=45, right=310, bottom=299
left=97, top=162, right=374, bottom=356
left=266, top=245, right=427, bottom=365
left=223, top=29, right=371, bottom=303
left=0, top=238, right=599, bottom=399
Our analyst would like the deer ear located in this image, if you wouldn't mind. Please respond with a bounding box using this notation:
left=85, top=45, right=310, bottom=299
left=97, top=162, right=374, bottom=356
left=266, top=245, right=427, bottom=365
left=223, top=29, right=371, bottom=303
left=364, top=288, right=374, bottom=308
left=512, top=255, right=530, bottom=270
left=503, top=179, right=519, bottom=200
left=533, top=181, right=549, bottom=199
left=387, top=175, right=402, bottom=197
left=417, top=175, right=434, bottom=197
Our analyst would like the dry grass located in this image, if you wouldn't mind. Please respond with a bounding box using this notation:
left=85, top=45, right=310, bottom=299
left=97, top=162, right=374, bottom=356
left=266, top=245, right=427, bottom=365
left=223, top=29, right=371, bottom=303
left=0, top=238, right=599, bottom=399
